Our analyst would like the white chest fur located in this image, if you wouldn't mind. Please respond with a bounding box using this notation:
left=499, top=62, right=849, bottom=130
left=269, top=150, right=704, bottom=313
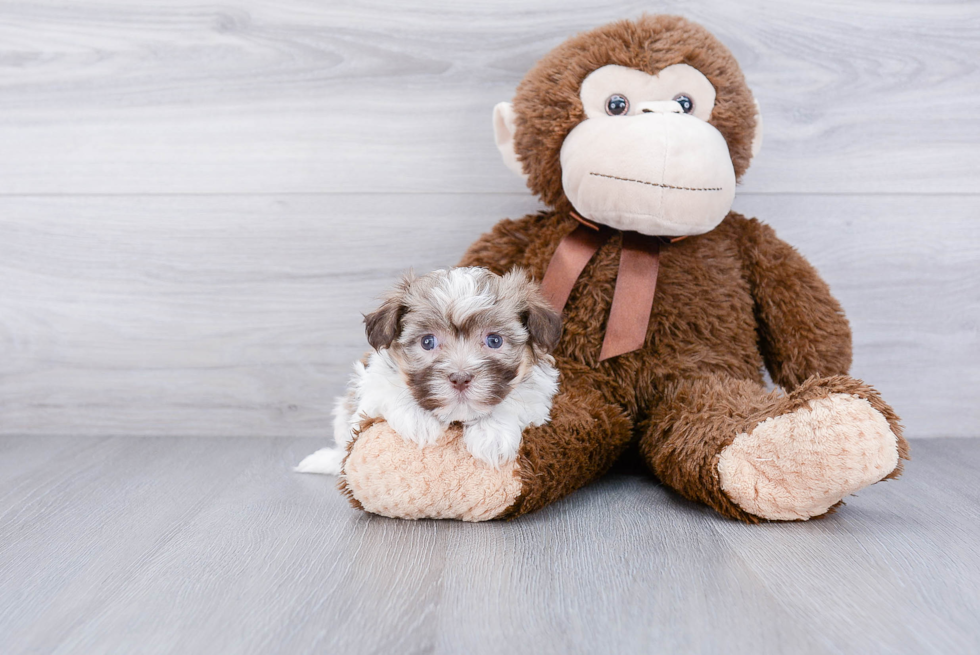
left=335, top=351, right=558, bottom=468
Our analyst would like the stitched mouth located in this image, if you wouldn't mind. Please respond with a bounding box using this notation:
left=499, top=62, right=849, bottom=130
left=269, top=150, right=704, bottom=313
left=589, top=172, right=722, bottom=192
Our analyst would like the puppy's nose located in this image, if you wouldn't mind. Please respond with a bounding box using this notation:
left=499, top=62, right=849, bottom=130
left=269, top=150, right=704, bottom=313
left=448, top=371, right=474, bottom=389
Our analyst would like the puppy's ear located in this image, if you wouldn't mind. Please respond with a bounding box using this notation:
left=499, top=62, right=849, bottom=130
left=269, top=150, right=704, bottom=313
left=363, top=274, right=413, bottom=351
left=524, top=296, right=562, bottom=354
left=501, top=268, right=563, bottom=354
left=364, top=300, right=403, bottom=351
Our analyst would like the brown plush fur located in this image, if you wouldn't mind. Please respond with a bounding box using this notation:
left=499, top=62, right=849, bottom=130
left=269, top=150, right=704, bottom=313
left=340, top=15, right=907, bottom=523
left=511, top=15, right=758, bottom=214
left=451, top=15, right=909, bottom=522
left=640, top=374, right=906, bottom=523
left=461, top=207, right=909, bottom=521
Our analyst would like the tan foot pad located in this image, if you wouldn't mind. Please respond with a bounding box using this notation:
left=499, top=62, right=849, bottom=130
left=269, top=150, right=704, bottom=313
left=343, top=421, right=522, bottom=522
left=717, top=393, right=900, bottom=521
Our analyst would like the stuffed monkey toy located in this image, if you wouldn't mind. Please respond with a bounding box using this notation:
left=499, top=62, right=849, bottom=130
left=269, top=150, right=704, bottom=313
left=335, top=15, right=909, bottom=523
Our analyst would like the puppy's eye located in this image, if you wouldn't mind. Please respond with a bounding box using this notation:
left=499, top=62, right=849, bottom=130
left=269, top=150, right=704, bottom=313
left=605, top=94, right=629, bottom=116
left=673, top=94, right=694, bottom=114
left=485, top=334, right=503, bottom=349
left=420, top=334, right=437, bottom=351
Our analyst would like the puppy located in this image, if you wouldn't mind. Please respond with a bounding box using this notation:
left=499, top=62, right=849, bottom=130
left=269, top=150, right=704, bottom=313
left=296, top=267, right=562, bottom=474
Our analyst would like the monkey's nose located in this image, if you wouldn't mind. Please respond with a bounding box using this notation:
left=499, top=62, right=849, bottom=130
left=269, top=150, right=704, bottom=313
left=637, top=100, right=683, bottom=114
left=448, top=371, right=474, bottom=389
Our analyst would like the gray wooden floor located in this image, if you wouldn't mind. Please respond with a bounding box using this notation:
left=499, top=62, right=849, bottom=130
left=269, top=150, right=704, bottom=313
left=1, top=435, right=977, bottom=654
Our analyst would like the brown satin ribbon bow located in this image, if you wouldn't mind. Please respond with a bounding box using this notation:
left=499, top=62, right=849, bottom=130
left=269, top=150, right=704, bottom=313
left=540, top=213, right=685, bottom=362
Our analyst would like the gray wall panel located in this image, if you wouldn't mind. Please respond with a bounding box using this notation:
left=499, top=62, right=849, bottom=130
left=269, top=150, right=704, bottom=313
left=0, top=1, right=975, bottom=438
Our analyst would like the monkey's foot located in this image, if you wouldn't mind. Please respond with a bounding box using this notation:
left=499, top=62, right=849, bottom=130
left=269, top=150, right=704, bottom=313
left=716, top=393, right=901, bottom=521
left=340, top=421, right=521, bottom=522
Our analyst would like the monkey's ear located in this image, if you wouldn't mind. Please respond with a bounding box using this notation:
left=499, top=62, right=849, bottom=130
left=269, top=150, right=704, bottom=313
left=751, top=99, right=764, bottom=159
left=523, top=296, right=563, bottom=355
left=493, top=102, right=528, bottom=180
left=363, top=290, right=407, bottom=351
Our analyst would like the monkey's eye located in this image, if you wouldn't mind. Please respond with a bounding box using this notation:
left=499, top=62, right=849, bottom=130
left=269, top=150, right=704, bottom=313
left=673, top=94, right=694, bottom=114
left=605, top=94, right=630, bottom=116
left=485, top=334, right=503, bottom=349
left=420, top=334, right=438, bottom=350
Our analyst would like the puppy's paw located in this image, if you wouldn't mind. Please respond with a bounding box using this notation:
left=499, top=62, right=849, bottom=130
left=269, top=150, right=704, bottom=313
left=295, top=447, right=346, bottom=476
left=413, top=414, right=447, bottom=448
left=463, top=420, right=521, bottom=469
left=384, top=408, right=445, bottom=449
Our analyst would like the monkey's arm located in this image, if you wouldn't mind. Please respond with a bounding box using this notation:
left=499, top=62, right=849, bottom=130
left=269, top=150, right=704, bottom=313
left=736, top=215, right=852, bottom=390
left=458, top=214, right=538, bottom=273
left=501, top=370, right=633, bottom=518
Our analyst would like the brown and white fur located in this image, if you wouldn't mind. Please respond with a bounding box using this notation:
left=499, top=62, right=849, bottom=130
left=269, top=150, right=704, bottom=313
left=296, top=267, right=562, bottom=475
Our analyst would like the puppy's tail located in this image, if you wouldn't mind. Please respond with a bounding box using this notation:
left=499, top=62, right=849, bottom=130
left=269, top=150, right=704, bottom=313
left=294, top=447, right=345, bottom=476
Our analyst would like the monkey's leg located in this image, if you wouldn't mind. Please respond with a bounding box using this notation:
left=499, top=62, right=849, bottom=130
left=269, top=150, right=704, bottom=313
left=639, top=375, right=909, bottom=523
left=340, top=377, right=633, bottom=521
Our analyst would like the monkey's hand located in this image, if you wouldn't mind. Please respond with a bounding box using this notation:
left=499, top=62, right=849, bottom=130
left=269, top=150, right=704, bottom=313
left=338, top=420, right=522, bottom=521
left=337, top=375, right=632, bottom=521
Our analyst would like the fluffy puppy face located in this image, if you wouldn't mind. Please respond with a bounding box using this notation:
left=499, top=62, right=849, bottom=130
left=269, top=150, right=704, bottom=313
left=363, top=268, right=561, bottom=423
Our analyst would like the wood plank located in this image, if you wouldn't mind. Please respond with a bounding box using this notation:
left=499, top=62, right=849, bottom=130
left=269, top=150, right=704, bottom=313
left=0, top=193, right=526, bottom=439
left=0, top=0, right=976, bottom=194
left=0, top=437, right=289, bottom=653
left=0, top=436, right=976, bottom=653
left=710, top=437, right=980, bottom=654
left=0, top=193, right=975, bottom=438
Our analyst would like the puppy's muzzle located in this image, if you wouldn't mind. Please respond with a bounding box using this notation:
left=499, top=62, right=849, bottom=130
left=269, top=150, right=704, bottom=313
left=448, top=371, right=474, bottom=390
